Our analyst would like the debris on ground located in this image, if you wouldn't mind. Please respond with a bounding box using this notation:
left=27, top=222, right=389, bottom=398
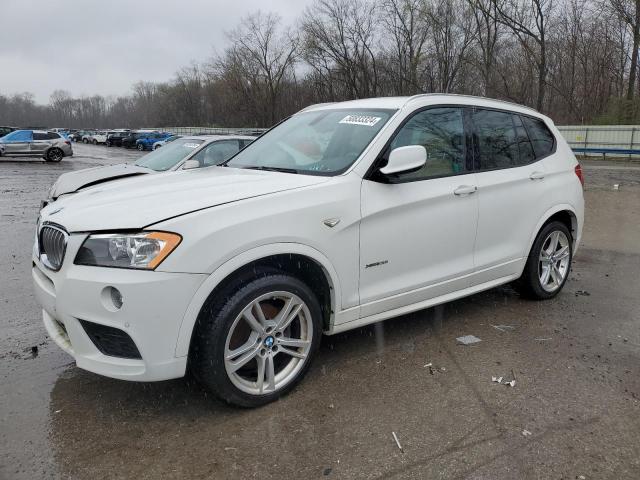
left=323, top=467, right=332, bottom=476
left=392, top=431, right=404, bottom=453
left=575, top=290, right=591, bottom=296
left=491, top=324, right=517, bottom=333
left=535, top=337, right=553, bottom=341
left=30, top=346, right=38, bottom=358
left=492, top=369, right=516, bottom=387
left=613, top=184, right=619, bottom=190
left=456, top=335, right=482, bottom=345
left=522, top=429, right=532, bottom=437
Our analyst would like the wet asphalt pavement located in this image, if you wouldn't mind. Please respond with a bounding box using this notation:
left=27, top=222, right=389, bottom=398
left=1, top=144, right=640, bottom=479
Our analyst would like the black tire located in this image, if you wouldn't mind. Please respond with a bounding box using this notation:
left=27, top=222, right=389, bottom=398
left=82, top=138, right=88, bottom=144
left=92, top=139, right=98, bottom=145
left=191, top=271, right=323, bottom=408
left=45, top=148, right=63, bottom=163
left=515, top=221, right=573, bottom=300
left=106, top=141, right=112, bottom=147
left=137, top=143, right=145, bottom=151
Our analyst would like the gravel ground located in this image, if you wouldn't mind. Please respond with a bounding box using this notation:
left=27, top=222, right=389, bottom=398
left=1, top=145, right=640, bottom=479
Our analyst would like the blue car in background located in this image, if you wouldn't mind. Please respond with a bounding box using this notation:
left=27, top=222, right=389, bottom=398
left=135, top=132, right=173, bottom=151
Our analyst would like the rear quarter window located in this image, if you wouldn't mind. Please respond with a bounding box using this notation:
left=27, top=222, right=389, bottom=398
left=521, top=116, right=555, bottom=158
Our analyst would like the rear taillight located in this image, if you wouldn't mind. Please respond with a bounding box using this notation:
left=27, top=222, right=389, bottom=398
left=574, top=164, right=584, bottom=187
left=64, top=141, right=71, bottom=146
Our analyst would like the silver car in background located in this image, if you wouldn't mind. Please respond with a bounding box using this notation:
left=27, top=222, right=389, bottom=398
left=0, top=130, right=73, bottom=162
left=45, top=135, right=255, bottom=204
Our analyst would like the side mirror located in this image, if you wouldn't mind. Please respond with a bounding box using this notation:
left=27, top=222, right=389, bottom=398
left=379, top=145, right=427, bottom=175
left=182, top=159, right=200, bottom=170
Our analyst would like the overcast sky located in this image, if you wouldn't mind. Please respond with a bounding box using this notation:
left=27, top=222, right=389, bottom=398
left=0, top=0, right=310, bottom=104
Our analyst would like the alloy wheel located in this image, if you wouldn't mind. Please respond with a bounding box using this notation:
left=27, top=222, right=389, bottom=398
left=538, top=230, right=571, bottom=292
left=224, top=291, right=313, bottom=396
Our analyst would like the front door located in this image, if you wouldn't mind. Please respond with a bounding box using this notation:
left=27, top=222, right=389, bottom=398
left=359, top=107, right=479, bottom=318
left=3, top=130, right=32, bottom=155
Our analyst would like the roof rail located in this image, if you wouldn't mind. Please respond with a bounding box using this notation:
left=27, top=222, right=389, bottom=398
left=403, top=93, right=540, bottom=114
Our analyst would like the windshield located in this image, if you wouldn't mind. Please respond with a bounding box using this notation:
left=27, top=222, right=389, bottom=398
left=134, top=138, right=204, bottom=171
left=225, top=109, right=395, bottom=175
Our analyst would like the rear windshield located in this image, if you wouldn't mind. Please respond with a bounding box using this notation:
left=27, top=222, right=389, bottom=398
left=134, top=138, right=205, bottom=171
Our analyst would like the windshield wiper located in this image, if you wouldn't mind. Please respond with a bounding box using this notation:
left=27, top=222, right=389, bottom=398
left=243, top=166, right=299, bottom=174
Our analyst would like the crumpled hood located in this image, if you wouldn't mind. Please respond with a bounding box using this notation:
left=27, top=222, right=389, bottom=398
left=51, top=164, right=153, bottom=199
left=40, top=167, right=329, bottom=232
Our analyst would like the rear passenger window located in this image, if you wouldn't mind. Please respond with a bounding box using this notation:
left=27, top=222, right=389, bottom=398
left=513, top=115, right=535, bottom=165
left=46, top=132, right=61, bottom=140
left=33, top=133, right=48, bottom=140
left=473, top=109, right=518, bottom=169
left=388, top=107, right=465, bottom=181
left=521, top=116, right=554, bottom=158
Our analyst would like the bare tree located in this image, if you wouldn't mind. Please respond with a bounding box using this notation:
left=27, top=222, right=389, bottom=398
left=380, top=0, right=430, bottom=94
left=301, top=0, right=380, bottom=99
left=482, top=0, right=553, bottom=110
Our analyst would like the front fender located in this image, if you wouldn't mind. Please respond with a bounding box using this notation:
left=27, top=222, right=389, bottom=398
left=173, top=242, right=341, bottom=357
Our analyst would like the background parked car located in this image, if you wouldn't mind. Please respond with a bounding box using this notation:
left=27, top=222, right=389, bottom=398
left=81, top=131, right=97, bottom=143
left=152, top=134, right=181, bottom=150
left=45, top=135, right=255, bottom=203
left=0, top=130, right=73, bottom=162
left=88, top=130, right=110, bottom=144
left=105, top=129, right=130, bottom=147
left=121, top=130, right=156, bottom=149
left=0, top=126, right=16, bottom=137
left=136, top=132, right=173, bottom=151
left=68, top=131, right=86, bottom=142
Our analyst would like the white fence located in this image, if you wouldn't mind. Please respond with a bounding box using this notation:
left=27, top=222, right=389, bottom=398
left=148, top=126, right=266, bottom=136
left=556, top=125, right=640, bottom=157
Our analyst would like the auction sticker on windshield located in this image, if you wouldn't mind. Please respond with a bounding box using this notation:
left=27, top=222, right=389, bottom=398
left=183, top=143, right=201, bottom=148
left=339, top=115, right=381, bottom=127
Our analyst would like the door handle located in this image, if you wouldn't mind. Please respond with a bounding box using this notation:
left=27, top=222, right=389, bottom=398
left=453, top=185, right=477, bottom=196
left=529, top=171, right=545, bottom=180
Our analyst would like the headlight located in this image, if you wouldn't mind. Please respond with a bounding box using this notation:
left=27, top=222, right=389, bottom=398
left=74, top=231, right=181, bottom=270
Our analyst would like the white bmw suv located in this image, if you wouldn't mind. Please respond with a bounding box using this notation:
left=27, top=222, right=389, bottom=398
left=33, top=95, right=584, bottom=407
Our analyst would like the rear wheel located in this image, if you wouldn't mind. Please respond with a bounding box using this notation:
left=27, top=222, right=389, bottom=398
left=137, top=143, right=145, bottom=151
left=516, top=221, right=572, bottom=299
left=92, top=139, right=98, bottom=145
left=45, top=148, right=63, bottom=163
left=191, top=272, right=322, bottom=407
left=82, top=138, right=88, bottom=144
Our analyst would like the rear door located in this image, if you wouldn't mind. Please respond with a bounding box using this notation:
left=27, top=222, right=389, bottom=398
left=31, top=132, right=51, bottom=155
left=470, top=109, right=552, bottom=284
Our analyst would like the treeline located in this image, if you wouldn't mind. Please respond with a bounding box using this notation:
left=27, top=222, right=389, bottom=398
left=3, top=0, right=640, bottom=128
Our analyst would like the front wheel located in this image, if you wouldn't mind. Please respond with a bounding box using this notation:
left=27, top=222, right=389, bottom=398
left=191, top=272, right=322, bottom=407
left=45, top=148, right=63, bottom=163
left=92, top=139, right=98, bottom=145
left=515, top=221, right=573, bottom=300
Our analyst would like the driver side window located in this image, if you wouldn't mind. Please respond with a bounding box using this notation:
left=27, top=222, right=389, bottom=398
left=387, top=107, right=466, bottom=181
left=191, top=141, right=241, bottom=167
